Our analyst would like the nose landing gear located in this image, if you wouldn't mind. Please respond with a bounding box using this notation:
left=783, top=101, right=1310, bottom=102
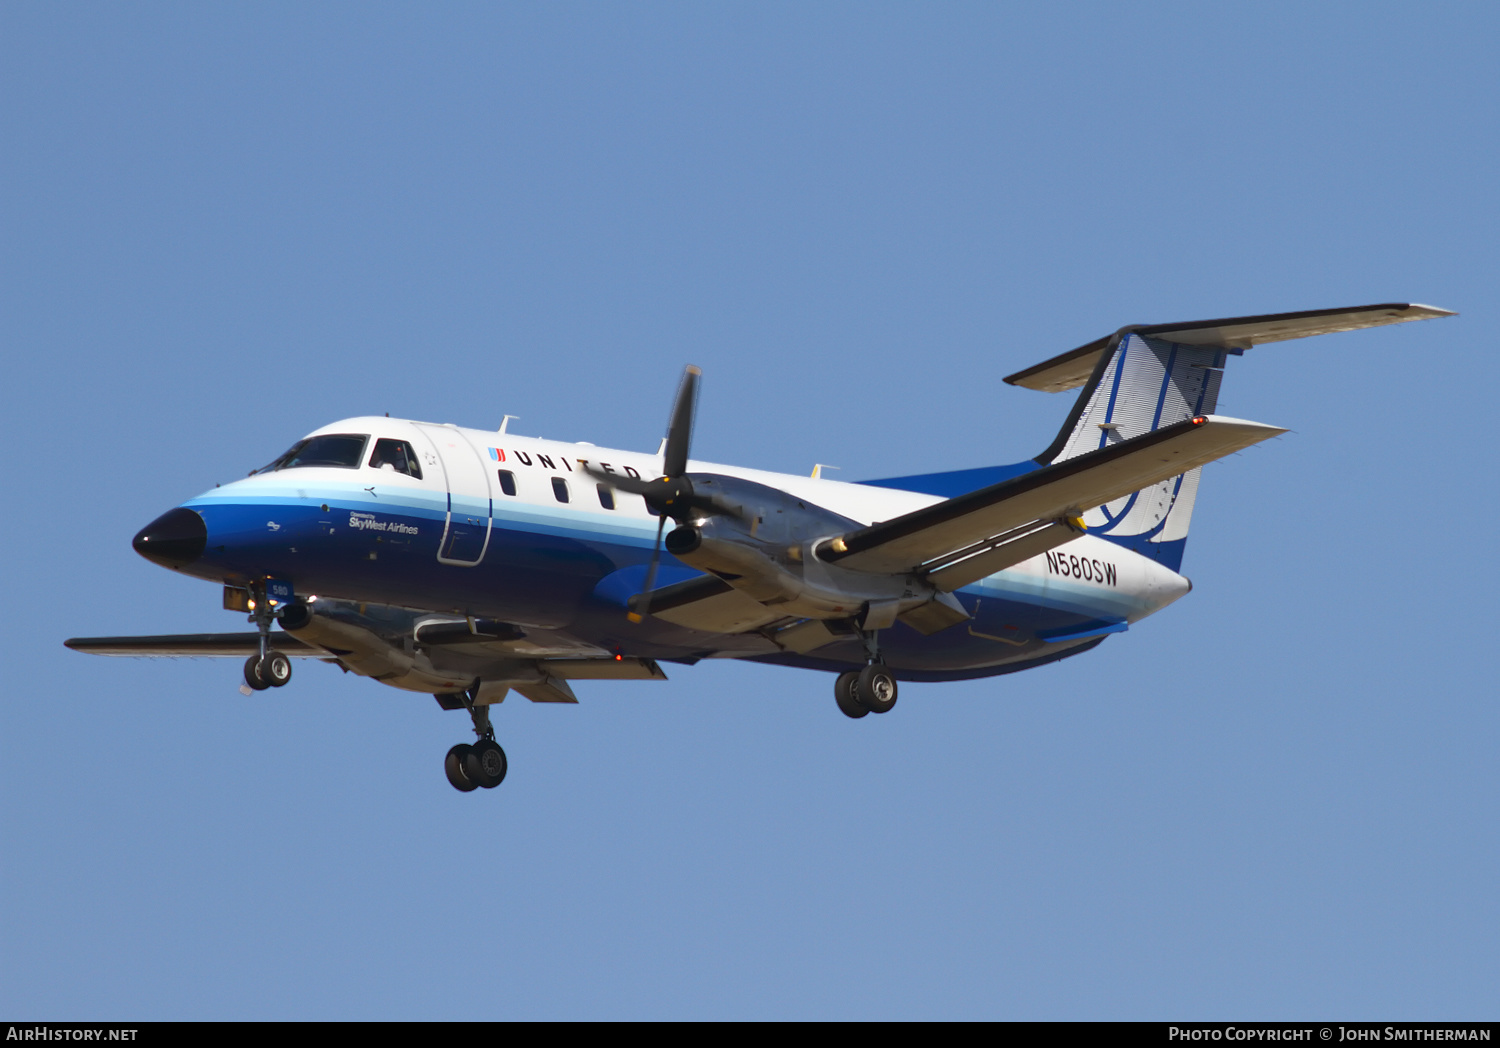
left=243, top=650, right=292, bottom=691
left=241, top=583, right=294, bottom=691
left=442, top=686, right=508, bottom=793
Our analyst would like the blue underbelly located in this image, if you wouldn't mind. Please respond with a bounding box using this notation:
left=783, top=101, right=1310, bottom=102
left=183, top=495, right=1128, bottom=677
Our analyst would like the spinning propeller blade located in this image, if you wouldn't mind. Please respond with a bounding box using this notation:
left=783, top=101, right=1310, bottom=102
left=583, top=364, right=734, bottom=524
left=663, top=365, right=699, bottom=479
left=587, top=364, right=739, bottom=621
left=627, top=514, right=670, bottom=623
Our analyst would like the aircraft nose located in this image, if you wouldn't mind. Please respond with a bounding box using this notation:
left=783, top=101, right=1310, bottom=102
left=132, top=507, right=207, bottom=569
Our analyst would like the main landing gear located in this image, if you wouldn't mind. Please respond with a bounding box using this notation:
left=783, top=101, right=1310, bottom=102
left=835, top=663, right=898, bottom=718
left=834, top=627, right=898, bottom=719
left=443, top=687, right=508, bottom=793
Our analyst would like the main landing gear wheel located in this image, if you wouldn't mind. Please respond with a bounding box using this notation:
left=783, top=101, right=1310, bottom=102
left=855, top=664, right=898, bottom=714
left=464, top=740, right=508, bottom=789
left=260, top=651, right=292, bottom=687
left=243, top=655, right=270, bottom=691
left=445, top=744, right=479, bottom=792
left=835, top=670, right=868, bottom=719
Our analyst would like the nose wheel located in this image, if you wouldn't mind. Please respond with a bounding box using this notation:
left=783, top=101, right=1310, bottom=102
left=442, top=686, right=508, bottom=792
left=834, top=663, right=898, bottom=718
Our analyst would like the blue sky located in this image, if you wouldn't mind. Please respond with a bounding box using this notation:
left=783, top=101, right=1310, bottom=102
left=3, top=2, right=1496, bottom=1019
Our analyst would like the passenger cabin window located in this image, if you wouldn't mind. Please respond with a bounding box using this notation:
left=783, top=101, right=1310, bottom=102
left=551, top=477, right=570, bottom=503
left=497, top=470, right=517, bottom=496
left=597, top=484, right=615, bottom=510
left=256, top=434, right=369, bottom=473
left=367, top=438, right=422, bottom=479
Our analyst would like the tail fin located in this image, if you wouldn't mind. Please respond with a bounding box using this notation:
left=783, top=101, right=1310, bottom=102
left=1006, top=303, right=1454, bottom=570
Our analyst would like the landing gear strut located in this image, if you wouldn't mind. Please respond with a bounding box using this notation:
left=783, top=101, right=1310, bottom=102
left=443, top=685, right=508, bottom=792
left=834, top=629, right=898, bottom=718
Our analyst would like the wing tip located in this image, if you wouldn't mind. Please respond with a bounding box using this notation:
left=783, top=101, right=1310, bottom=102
left=1404, top=303, right=1457, bottom=318
left=1199, top=414, right=1289, bottom=437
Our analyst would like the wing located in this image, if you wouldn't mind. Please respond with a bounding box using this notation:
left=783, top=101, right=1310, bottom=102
left=818, top=414, right=1284, bottom=583
left=65, top=624, right=668, bottom=705
left=64, top=633, right=326, bottom=657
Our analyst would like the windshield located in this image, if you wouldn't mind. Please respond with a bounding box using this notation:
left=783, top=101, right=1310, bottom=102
left=253, top=434, right=370, bottom=474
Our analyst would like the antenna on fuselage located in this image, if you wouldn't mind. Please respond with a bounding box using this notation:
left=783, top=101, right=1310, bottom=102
left=811, top=464, right=840, bottom=479
left=499, top=415, right=519, bottom=434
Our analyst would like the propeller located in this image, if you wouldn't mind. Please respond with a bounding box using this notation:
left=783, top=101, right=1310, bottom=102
left=585, top=365, right=740, bottom=621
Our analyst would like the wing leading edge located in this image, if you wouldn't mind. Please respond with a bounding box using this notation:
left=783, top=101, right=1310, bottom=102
left=64, top=633, right=325, bottom=657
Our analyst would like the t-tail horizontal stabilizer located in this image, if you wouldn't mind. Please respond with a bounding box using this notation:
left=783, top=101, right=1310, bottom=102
left=1004, top=303, right=1456, bottom=394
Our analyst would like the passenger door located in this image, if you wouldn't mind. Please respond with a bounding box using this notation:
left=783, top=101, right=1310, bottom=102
left=411, top=424, right=493, bottom=566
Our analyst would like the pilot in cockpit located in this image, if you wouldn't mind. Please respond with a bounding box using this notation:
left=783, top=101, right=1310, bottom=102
left=368, top=438, right=421, bottom=479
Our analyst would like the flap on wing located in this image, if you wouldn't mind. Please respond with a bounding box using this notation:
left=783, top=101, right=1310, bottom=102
left=481, top=657, right=668, bottom=704
left=540, top=657, right=668, bottom=681
left=1005, top=303, right=1455, bottom=393
left=65, top=633, right=325, bottom=657
left=819, top=415, right=1285, bottom=576
left=628, top=573, right=730, bottom=615
left=513, top=678, right=579, bottom=703
left=630, top=573, right=783, bottom=633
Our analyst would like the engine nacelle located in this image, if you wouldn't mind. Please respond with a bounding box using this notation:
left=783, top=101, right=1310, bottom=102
left=664, top=475, right=940, bottom=623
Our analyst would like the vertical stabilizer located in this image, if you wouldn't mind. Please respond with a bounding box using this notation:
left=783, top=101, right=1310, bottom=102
left=1046, top=333, right=1226, bottom=569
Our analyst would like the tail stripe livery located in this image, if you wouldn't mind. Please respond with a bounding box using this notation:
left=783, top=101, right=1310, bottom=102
left=1046, top=333, right=1228, bottom=568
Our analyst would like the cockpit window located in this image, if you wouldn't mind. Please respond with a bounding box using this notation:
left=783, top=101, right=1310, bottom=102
left=368, top=438, right=423, bottom=479
left=254, top=434, right=369, bottom=473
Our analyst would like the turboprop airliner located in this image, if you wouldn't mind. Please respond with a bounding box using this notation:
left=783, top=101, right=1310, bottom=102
left=68, top=303, right=1453, bottom=792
